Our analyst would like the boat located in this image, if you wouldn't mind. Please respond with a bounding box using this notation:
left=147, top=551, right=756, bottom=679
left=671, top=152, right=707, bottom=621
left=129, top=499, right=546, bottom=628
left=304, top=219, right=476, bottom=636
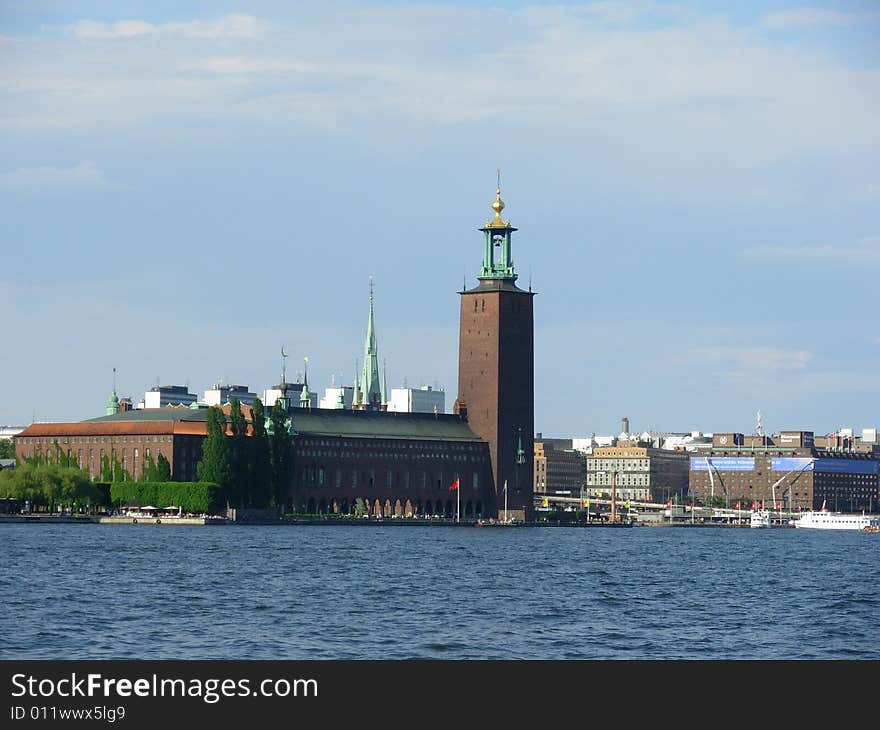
left=750, top=508, right=771, bottom=528
left=793, top=501, right=880, bottom=531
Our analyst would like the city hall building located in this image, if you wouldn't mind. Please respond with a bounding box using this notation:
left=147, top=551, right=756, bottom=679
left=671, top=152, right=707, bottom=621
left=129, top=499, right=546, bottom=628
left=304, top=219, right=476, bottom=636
left=14, top=185, right=536, bottom=521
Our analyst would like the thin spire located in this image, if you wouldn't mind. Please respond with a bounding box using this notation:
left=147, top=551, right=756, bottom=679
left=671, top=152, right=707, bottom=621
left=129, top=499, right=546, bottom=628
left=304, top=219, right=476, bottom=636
left=112, top=367, right=117, bottom=394
left=281, top=346, right=288, bottom=384
left=300, top=356, right=310, bottom=407
left=382, top=358, right=388, bottom=406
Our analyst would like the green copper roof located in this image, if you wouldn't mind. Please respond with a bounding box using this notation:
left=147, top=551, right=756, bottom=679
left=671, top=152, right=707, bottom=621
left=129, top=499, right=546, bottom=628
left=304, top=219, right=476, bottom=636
left=290, top=409, right=482, bottom=441
left=87, top=406, right=483, bottom=442
left=88, top=408, right=211, bottom=424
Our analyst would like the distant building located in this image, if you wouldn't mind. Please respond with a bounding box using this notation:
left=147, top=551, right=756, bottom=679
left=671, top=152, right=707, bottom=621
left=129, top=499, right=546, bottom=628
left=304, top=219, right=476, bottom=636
left=689, top=430, right=879, bottom=512
left=203, top=384, right=258, bottom=407
left=534, top=440, right=586, bottom=495
left=660, top=431, right=713, bottom=452
left=319, top=386, right=354, bottom=410
left=139, top=385, right=197, bottom=409
left=0, top=426, right=25, bottom=440
left=586, top=441, right=690, bottom=503
left=264, top=383, right=314, bottom=409
left=388, top=386, right=445, bottom=414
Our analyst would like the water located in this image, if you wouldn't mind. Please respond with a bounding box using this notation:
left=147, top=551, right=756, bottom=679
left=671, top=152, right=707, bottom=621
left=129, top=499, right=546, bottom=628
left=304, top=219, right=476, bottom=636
left=1, top=524, right=878, bottom=659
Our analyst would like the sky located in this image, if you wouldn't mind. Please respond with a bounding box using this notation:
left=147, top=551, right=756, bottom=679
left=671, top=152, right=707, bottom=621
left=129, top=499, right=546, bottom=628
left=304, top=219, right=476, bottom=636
left=1, top=0, right=879, bottom=438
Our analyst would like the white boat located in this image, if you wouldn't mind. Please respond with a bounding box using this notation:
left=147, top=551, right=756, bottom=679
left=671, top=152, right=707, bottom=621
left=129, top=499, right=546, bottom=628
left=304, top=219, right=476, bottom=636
left=793, top=501, right=880, bottom=531
left=750, top=509, right=771, bottom=528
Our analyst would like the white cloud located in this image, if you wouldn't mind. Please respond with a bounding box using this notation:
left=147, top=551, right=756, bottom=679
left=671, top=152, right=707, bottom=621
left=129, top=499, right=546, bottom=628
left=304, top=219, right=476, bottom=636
left=743, top=237, right=880, bottom=263
left=761, top=8, right=870, bottom=29
left=185, top=57, right=314, bottom=75
left=687, top=346, right=813, bottom=372
left=67, top=13, right=262, bottom=40
left=0, top=160, right=102, bottom=189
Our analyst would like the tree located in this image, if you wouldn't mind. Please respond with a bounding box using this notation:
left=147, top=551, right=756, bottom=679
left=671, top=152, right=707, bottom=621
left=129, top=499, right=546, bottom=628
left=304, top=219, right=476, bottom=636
left=101, top=453, right=113, bottom=482
left=228, top=397, right=249, bottom=507
left=141, top=452, right=156, bottom=482
left=250, top=398, right=271, bottom=508
left=354, top=497, right=366, bottom=517
left=0, top=439, right=15, bottom=460
left=269, top=400, right=293, bottom=510
left=197, top=406, right=232, bottom=500
left=156, top=453, right=171, bottom=481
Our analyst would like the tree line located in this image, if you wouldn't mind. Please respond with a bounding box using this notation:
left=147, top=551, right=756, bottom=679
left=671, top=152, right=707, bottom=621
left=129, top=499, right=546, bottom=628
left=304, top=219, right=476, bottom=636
left=196, top=398, right=292, bottom=510
left=1, top=397, right=292, bottom=512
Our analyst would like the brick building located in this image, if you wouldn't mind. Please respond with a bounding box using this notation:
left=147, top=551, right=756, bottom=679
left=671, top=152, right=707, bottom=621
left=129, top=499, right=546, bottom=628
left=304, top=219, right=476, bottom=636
left=688, top=431, right=879, bottom=512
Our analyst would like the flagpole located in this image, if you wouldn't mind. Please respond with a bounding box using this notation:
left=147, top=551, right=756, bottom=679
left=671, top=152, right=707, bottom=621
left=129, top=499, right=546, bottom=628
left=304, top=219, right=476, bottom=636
left=504, top=479, right=508, bottom=524
left=456, top=475, right=460, bottom=523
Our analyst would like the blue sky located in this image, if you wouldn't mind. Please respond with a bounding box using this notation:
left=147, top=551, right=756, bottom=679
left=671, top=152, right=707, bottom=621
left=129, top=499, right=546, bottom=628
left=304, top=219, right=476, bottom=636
left=1, top=1, right=878, bottom=437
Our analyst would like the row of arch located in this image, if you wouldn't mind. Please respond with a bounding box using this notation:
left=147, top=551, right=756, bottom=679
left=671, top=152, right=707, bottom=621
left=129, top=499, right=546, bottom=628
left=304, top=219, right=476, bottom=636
left=304, top=497, right=484, bottom=519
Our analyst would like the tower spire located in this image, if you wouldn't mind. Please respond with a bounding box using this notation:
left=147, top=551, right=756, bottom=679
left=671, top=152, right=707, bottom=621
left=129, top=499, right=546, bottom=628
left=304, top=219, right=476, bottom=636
left=281, top=346, right=288, bottom=384
left=361, top=277, right=382, bottom=408
left=479, top=177, right=518, bottom=281
left=106, top=367, right=120, bottom=416
left=300, top=356, right=310, bottom=408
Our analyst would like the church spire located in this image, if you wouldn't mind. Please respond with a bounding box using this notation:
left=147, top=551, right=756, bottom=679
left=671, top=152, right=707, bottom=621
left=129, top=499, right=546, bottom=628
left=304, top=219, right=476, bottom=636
left=361, top=277, right=382, bottom=408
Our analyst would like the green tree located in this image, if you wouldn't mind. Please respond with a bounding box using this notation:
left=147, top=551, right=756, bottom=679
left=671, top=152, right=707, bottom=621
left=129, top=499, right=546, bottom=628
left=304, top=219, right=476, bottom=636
left=354, top=497, right=366, bottom=517
left=100, top=453, right=113, bottom=482
left=228, top=397, right=249, bottom=507
left=0, top=439, right=15, bottom=460
left=156, top=452, right=172, bottom=481
left=269, top=400, right=292, bottom=510
left=197, top=406, right=232, bottom=501
left=141, top=452, right=156, bottom=482
left=249, top=398, right=271, bottom=508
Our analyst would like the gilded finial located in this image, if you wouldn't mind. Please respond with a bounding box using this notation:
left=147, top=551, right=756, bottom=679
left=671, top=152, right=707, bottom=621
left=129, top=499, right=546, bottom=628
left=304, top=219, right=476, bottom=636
left=489, top=169, right=508, bottom=227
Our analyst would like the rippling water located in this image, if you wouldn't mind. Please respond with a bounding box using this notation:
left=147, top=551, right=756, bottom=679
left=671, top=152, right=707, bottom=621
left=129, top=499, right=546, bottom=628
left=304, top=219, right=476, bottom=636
left=1, top=524, right=877, bottom=659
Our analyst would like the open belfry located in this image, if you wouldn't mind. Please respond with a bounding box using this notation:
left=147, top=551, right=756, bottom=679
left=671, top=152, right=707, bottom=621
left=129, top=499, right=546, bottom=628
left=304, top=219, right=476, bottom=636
left=455, top=180, right=535, bottom=521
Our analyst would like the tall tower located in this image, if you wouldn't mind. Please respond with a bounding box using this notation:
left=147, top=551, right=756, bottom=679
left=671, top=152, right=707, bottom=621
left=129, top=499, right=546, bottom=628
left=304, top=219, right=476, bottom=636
left=456, top=182, right=535, bottom=520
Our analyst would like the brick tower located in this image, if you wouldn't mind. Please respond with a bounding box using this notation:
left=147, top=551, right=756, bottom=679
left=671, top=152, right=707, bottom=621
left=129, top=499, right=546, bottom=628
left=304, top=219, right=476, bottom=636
left=455, top=183, right=534, bottom=521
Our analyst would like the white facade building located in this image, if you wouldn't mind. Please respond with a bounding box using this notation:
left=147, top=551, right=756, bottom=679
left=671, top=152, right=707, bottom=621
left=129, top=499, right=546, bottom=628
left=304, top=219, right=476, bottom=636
left=139, top=385, right=197, bottom=409
left=387, top=385, right=445, bottom=414
left=203, top=384, right=258, bottom=407
left=263, top=383, right=315, bottom=409
left=319, top=386, right=354, bottom=410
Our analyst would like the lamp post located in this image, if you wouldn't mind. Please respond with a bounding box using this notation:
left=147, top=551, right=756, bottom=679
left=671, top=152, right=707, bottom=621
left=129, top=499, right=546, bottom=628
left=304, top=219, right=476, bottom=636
left=515, top=428, right=525, bottom=523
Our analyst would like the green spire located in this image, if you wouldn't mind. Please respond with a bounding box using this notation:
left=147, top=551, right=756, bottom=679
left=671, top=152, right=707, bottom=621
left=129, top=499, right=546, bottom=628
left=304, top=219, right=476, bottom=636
left=381, top=358, right=388, bottom=407
left=105, top=367, right=119, bottom=416
left=361, top=277, right=382, bottom=408
left=478, top=176, right=518, bottom=281
left=516, top=427, right=526, bottom=465
left=353, top=360, right=361, bottom=407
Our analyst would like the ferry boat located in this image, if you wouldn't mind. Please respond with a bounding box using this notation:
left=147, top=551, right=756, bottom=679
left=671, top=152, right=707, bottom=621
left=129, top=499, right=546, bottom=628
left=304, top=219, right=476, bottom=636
left=750, top=509, right=771, bottom=528
left=793, top=501, right=880, bottom=531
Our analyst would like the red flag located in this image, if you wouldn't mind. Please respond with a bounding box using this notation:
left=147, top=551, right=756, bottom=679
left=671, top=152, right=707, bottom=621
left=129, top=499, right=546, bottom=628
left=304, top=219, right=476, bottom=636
left=448, top=478, right=459, bottom=492
left=735, top=501, right=740, bottom=509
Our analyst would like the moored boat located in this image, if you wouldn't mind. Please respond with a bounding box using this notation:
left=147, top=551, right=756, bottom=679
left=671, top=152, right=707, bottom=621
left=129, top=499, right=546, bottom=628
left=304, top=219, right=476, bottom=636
left=750, top=509, right=771, bottom=528
left=793, top=501, right=880, bottom=531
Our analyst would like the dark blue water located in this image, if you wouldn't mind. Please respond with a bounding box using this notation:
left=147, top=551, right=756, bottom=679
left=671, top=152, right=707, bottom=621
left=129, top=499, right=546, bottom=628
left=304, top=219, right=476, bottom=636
left=1, top=524, right=877, bottom=659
